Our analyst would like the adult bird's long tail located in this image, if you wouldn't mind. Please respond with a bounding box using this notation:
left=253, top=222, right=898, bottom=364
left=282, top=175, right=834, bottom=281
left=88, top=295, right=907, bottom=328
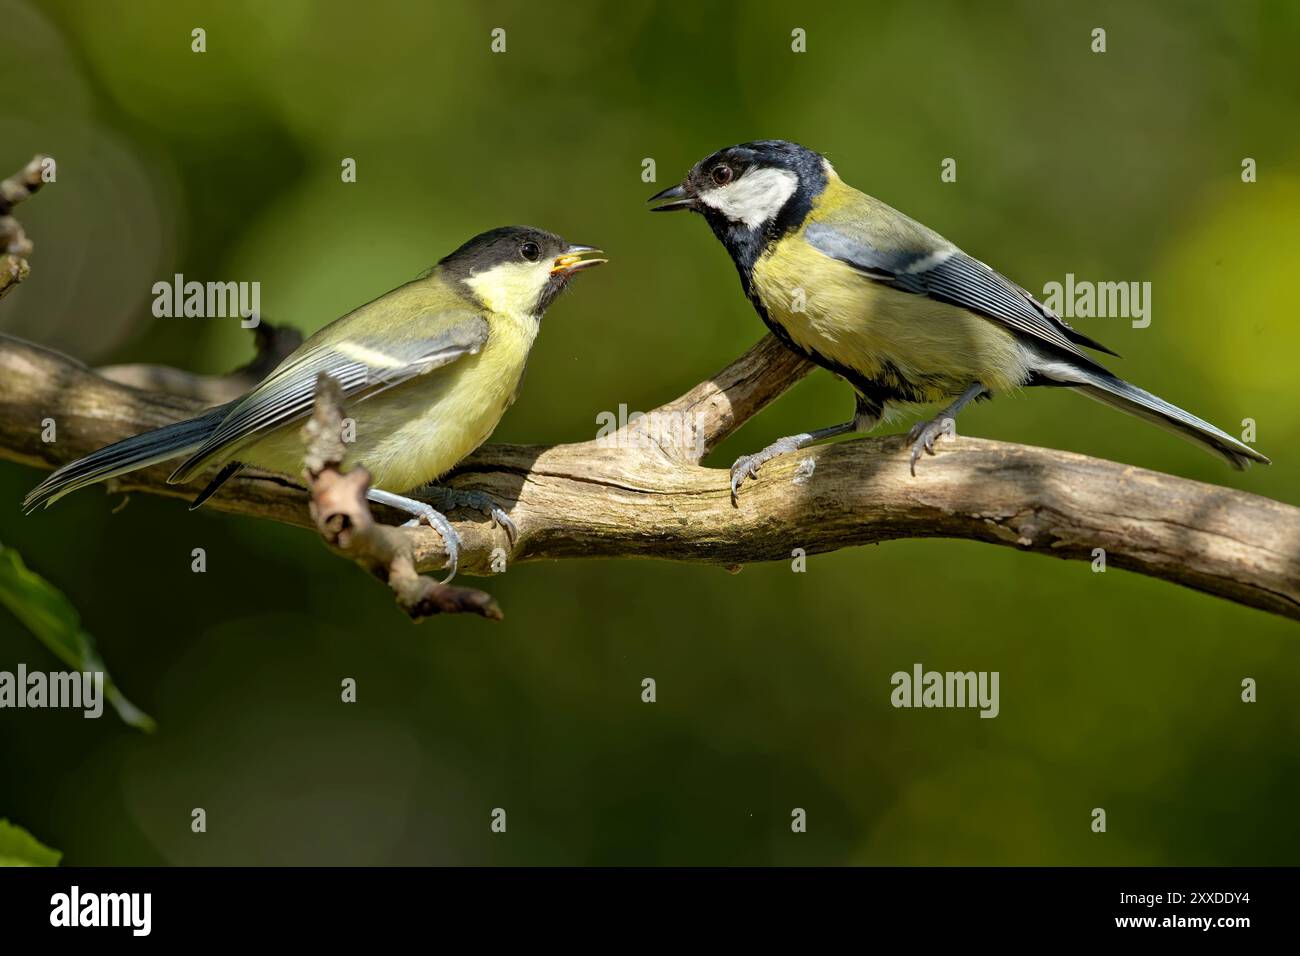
left=1071, top=369, right=1268, bottom=469
left=22, top=404, right=233, bottom=513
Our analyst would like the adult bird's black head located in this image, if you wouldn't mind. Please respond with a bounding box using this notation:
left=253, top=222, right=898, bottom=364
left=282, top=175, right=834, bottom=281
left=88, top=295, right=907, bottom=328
left=649, top=140, right=829, bottom=274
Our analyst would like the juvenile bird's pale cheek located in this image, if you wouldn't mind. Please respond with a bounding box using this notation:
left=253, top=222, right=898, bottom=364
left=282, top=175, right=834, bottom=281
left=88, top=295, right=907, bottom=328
left=464, top=262, right=551, bottom=317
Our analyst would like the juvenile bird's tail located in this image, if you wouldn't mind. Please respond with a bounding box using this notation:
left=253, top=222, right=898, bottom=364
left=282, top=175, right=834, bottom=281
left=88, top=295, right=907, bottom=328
left=22, top=404, right=232, bottom=513
left=1073, top=371, right=1268, bottom=469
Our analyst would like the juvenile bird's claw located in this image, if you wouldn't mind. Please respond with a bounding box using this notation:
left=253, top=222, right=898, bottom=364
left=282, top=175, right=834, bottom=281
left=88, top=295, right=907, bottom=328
left=907, top=416, right=957, bottom=476
left=488, top=505, right=517, bottom=545
left=401, top=506, right=463, bottom=583
left=423, top=487, right=517, bottom=546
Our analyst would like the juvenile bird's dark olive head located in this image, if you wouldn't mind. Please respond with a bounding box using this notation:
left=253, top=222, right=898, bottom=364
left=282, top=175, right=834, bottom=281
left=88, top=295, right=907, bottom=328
left=438, top=225, right=606, bottom=317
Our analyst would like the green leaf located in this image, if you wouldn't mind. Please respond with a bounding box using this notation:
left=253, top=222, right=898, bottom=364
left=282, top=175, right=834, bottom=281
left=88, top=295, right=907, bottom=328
left=0, top=819, right=62, bottom=867
left=0, top=542, right=156, bottom=732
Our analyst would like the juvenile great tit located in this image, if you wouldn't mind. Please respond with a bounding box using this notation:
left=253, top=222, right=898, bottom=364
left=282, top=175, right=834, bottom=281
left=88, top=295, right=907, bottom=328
left=650, top=140, right=1268, bottom=497
left=23, top=225, right=606, bottom=578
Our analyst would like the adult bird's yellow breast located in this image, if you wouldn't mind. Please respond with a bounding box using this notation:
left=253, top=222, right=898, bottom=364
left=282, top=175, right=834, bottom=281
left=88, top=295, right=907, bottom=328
left=751, top=228, right=1030, bottom=403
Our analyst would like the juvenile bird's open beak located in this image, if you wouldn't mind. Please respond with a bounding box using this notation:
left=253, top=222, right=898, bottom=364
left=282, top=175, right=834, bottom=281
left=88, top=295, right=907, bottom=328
left=648, top=182, right=696, bottom=212
left=551, top=244, right=607, bottom=275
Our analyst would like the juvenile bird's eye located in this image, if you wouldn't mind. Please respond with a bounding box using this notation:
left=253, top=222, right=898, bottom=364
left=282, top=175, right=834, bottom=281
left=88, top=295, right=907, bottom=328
left=521, top=241, right=541, bottom=262
left=710, top=164, right=734, bottom=186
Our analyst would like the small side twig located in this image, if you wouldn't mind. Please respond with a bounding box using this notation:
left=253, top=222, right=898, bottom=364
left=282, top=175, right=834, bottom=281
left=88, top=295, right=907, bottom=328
left=300, top=373, right=502, bottom=621
left=98, top=320, right=305, bottom=403
left=0, top=155, right=51, bottom=301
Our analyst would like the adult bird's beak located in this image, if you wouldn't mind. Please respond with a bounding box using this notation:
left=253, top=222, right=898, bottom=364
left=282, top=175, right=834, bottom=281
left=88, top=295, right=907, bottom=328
left=648, top=182, right=696, bottom=212
left=551, top=244, right=608, bottom=275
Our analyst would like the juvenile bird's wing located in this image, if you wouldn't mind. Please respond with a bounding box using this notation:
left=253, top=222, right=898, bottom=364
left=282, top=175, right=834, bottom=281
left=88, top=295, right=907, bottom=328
left=805, top=195, right=1117, bottom=367
left=168, top=306, right=488, bottom=483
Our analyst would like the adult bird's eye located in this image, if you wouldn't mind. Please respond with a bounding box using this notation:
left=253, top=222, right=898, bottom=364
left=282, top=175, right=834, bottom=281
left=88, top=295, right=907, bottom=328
left=521, top=241, right=541, bottom=262
left=710, top=164, right=734, bottom=186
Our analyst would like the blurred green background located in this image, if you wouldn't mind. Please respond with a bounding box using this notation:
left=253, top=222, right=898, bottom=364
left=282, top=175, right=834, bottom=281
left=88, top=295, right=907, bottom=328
left=1, top=0, right=1297, bottom=865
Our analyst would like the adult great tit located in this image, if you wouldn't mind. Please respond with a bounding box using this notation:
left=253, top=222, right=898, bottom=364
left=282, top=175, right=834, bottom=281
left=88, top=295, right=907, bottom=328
left=23, top=225, right=606, bottom=578
left=650, top=140, right=1268, bottom=497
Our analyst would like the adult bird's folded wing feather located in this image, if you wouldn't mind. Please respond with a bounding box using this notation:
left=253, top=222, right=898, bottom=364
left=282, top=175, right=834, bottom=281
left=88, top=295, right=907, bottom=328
left=805, top=212, right=1118, bottom=369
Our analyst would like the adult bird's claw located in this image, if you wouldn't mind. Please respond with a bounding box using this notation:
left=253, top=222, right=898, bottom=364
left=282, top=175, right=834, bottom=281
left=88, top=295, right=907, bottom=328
left=728, top=435, right=804, bottom=504
left=729, top=455, right=762, bottom=503
left=907, top=416, right=957, bottom=476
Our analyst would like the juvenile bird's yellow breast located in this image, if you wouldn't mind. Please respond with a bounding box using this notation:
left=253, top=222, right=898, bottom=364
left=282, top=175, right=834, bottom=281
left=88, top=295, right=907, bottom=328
left=356, top=312, right=536, bottom=490
left=751, top=232, right=1029, bottom=402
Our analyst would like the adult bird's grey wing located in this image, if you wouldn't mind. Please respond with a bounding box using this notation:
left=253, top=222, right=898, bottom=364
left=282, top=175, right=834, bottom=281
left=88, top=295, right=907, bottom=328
left=805, top=218, right=1117, bottom=370
left=168, top=312, right=489, bottom=484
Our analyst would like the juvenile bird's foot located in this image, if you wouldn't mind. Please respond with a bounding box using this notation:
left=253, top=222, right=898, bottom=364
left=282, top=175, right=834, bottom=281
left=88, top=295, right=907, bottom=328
left=400, top=507, right=463, bottom=582
left=729, top=435, right=807, bottom=503
left=365, top=489, right=463, bottom=582
left=907, top=415, right=957, bottom=476
left=421, top=486, right=517, bottom=546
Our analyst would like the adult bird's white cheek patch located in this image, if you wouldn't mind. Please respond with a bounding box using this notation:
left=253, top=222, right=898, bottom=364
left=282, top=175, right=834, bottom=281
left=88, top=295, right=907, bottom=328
left=698, top=167, right=799, bottom=229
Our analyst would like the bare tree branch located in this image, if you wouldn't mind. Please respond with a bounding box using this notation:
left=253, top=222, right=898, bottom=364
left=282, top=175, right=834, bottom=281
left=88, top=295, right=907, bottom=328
left=2, top=331, right=1297, bottom=621
left=1, top=151, right=1294, bottom=621
left=0, top=155, right=50, bottom=301
left=96, top=321, right=304, bottom=403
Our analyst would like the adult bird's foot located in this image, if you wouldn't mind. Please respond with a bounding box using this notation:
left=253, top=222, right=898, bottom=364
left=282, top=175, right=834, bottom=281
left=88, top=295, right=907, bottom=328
left=729, top=435, right=805, bottom=503
left=422, top=487, right=517, bottom=546
left=907, top=415, right=957, bottom=476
